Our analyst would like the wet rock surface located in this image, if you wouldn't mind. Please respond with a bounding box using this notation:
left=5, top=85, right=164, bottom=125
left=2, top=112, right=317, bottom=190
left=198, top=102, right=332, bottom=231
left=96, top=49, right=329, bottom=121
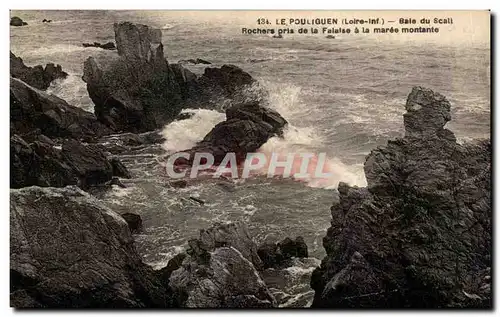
left=82, top=41, right=116, bottom=50
left=97, top=130, right=165, bottom=155
left=178, top=58, right=211, bottom=65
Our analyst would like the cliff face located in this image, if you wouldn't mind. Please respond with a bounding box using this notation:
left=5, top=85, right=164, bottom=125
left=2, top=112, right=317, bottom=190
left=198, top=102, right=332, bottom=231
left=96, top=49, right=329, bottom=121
left=310, top=87, right=491, bottom=308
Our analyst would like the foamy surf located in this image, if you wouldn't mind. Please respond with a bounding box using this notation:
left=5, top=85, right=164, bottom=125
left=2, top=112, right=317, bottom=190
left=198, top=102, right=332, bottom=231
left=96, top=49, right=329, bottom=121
left=159, top=82, right=367, bottom=189
left=258, top=82, right=367, bottom=188
left=161, top=23, right=175, bottom=30
left=161, top=109, right=225, bottom=153
left=26, top=44, right=104, bottom=58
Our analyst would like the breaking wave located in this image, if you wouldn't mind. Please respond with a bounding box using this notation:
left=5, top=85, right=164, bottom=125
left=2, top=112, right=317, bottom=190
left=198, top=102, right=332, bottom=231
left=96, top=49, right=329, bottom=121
left=26, top=44, right=103, bottom=57
left=160, top=82, right=366, bottom=189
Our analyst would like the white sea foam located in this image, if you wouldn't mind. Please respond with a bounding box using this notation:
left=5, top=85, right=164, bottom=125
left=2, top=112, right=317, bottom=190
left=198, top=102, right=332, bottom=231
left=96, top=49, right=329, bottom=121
left=161, top=109, right=226, bottom=153
left=257, top=83, right=367, bottom=188
left=28, top=44, right=103, bottom=57
left=161, top=23, right=175, bottom=30
left=47, top=74, right=95, bottom=112
left=159, top=83, right=367, bottom=189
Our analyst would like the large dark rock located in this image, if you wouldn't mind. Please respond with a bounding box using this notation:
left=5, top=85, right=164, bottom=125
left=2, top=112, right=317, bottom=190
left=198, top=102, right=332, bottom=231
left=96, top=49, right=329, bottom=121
left=83, top=21, right=262, bottom=133
left=10, top=134, right=130, bottom=189
left=310, top=87, right=491, bottom=308
left=121, top=212, right=143, bottom=233
left=82, top=41, right=116, bottom=50
left=156, top=253, right=187, bottom=282
left=10, top=52, right=67, bottom=90
left=10, top=77, right=112, bottom=139
left=110, top=157, right=132, bottom=178
left=167, top=222, right=276, bottom=307
left=179, top=58, right=211, bottom=65
left=97, top=130, right=165, bottom=155
left=198, top=64, right=255, bottom=96
left=61, top=139, right=114, bottom=187
left=196, top=221, right=263, bottom=269
left=175, top=101, right=287, bottom=166
left=226, top=101, right=288, bottom=137
left=179, top=64, right=263, bottom=111
left=169, top=247, right=275, bottom=308
left=10, top=186, right=177, bottom=308
left=11, top=134, right=76, bottom=189
left=258, top=236, right=308, bottom=269
left=10, top=16, right=27, bottom=26
left=82, top=22, right=184, bottom=133
left=257, top=243, right=283, bottom=269
left=403, top=86, right=453, bottom=139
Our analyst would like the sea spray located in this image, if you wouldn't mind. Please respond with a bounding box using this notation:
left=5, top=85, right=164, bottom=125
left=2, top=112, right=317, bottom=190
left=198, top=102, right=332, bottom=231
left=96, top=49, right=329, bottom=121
left=47, top=74, right=95, bottom=112
left=160, top=82, right=367, bottom=189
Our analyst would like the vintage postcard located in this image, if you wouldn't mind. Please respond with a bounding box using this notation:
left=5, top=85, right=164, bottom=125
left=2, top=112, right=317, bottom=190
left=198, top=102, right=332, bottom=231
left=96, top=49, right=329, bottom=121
left=9, top=10, right=491, bottom=309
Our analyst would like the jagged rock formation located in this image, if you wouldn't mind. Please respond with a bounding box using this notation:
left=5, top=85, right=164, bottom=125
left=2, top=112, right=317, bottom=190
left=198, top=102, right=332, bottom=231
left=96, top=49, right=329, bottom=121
left=166, top=222, right=276, bottom=307
left=174, top=101, right=287, bottom=165
left=83, top=22, right=183, bottom=133
left=10, top=16, right=27, bottom=26
left=310, top=87, right=491, bottom=308
left=10, top=77, right=112, bottom=140
left=121, top=212, right=143, bottom=233
left=10, top=186, right=177, bottom=308
left=83, top=22, right=260, bottom=133
left=10, top=134, right=130, bottom=189
left=10, top=52, right=67, bottom=90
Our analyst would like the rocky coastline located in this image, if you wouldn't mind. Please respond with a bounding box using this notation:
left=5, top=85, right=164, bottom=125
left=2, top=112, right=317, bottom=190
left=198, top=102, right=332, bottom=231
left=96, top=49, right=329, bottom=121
left=10, top=20, right=491, bottom=309
left=310, top=87, right=491, bottom=308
